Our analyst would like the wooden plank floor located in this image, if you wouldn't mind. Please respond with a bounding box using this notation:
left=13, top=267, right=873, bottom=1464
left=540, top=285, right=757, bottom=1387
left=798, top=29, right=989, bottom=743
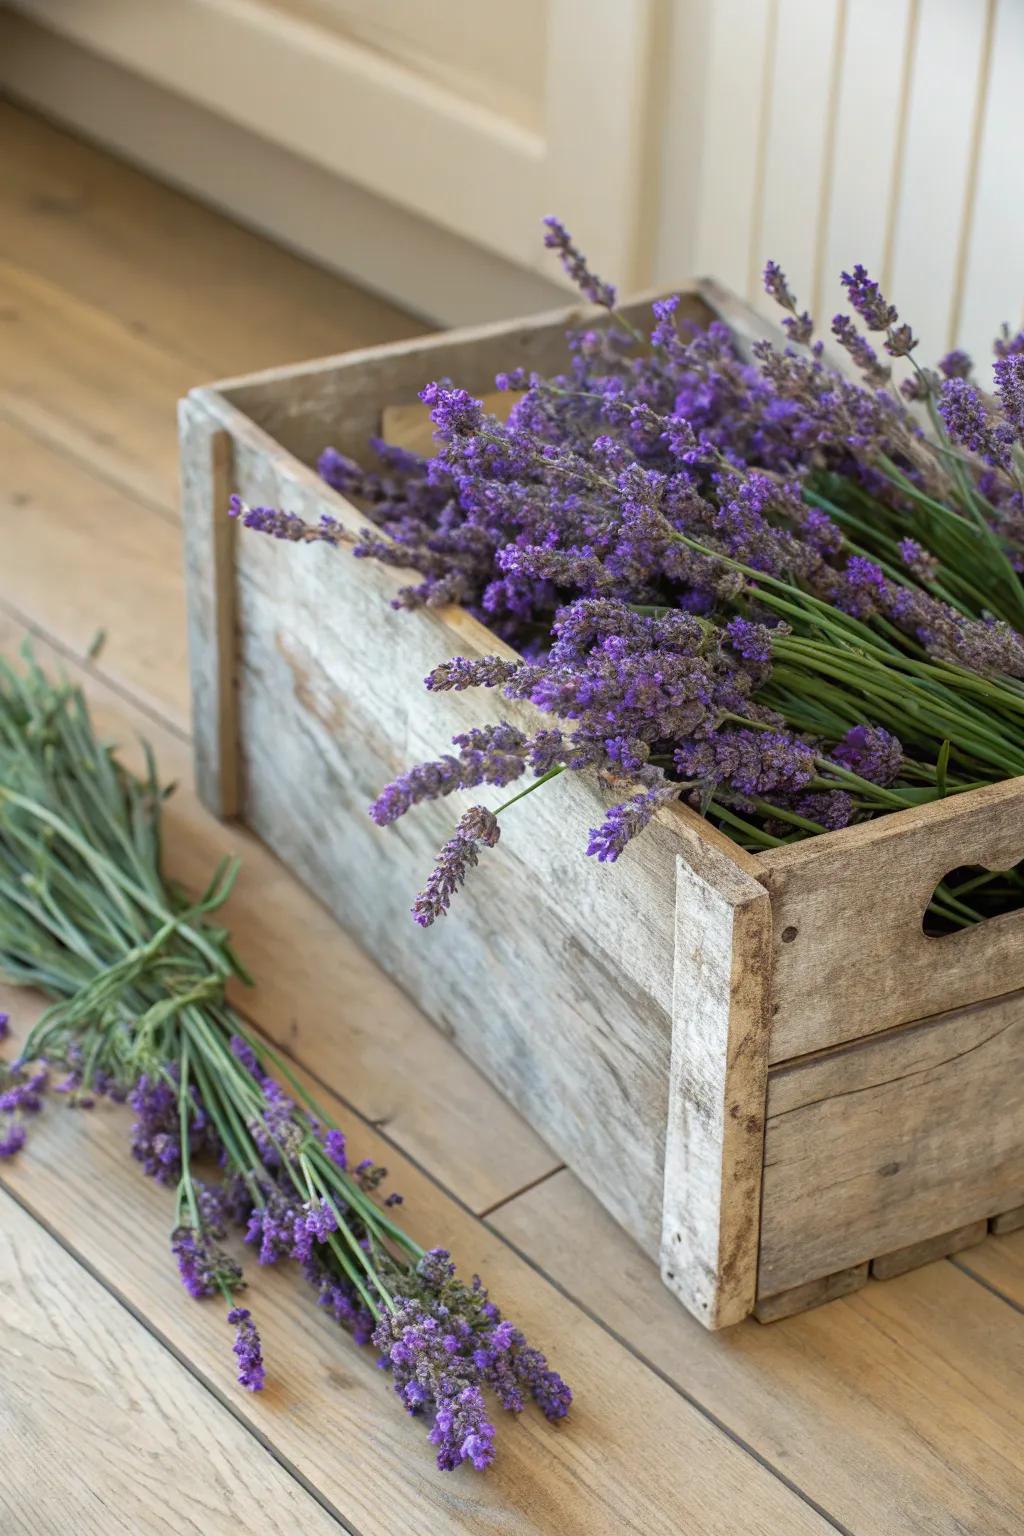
left=1, top=99, right=1023, bottom=1535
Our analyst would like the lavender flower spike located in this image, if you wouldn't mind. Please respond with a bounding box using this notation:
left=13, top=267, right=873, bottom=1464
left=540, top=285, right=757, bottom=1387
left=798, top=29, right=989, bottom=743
left=542, top=217, right=616, bottom=308
left=587, top=785, right=677, bottom=863
left=426, top=656, right=521, bottom=693
left=227, top=1307, right=266, bottom=1392
left=938, top=378, right=1013, bottom=470
left=763, top=261, right=813, bottom=346
left=994, top=352, right=1024, bottom=444
left=840, top=265, right=916, bottom=356
left=413, top=806, right=501, bottom=926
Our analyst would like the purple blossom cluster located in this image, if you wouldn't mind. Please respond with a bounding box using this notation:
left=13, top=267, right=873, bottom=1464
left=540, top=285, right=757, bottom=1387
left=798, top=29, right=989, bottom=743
left=373, top=1248, right=571, bottom=1472
left=0, top=1017, right=47, bottom=1159
left=233, top=224, right=1024, bottom=919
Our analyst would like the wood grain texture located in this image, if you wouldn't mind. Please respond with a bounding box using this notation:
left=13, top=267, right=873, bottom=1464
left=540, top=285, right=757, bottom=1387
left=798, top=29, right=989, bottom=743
left=0, top=1188, right=338, bottom=1536
left=661, top=852, right=771, bottom=1328
left=870, top=1220, right=987, bottom=1281
left=493, top=1166, right=1024, bottom=1536
left=0, top=410, right=190, bottom=730
left=753, top=1264, right=869, bottom=1325
left=0, top=1004, right=831, bottom=1536
left=0, top=612, right=554, bottom=1213
left=179, top=405, right=239, bottom=816
left=0, top=256, right=192, bottom=515
left=760, top=776, right=1024, bottom=1060
left=0, top=98, right=422, bottom=377
left=760, top=990, right=1024, bottom=1295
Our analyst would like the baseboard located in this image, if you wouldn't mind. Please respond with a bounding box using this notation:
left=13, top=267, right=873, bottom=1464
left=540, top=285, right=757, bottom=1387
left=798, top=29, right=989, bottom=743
left=0, top=8, right=570, bottom=328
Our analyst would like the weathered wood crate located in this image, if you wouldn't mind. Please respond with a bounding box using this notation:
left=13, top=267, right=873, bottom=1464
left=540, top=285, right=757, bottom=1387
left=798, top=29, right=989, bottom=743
left=180, top=292, right=1024, bottom=1330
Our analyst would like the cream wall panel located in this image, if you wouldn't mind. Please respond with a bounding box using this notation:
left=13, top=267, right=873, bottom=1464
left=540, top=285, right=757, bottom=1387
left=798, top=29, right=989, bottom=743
left=754, top=0, right=845, bottom=320
left=959, top=0, right=1024, bottom=373
left=887, top=0, right=993, bottom=357
left=668, top=0, right=1015, bottom=372
left=677, top=0, right=775, bottom=297
left=820, top=0, right=914, bottom=318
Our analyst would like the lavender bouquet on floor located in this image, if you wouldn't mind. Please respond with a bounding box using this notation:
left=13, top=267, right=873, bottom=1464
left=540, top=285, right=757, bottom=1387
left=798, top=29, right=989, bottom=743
left=232, top=221, right=1024, bottom=933
left=0, top=651, right=570, bottom=1472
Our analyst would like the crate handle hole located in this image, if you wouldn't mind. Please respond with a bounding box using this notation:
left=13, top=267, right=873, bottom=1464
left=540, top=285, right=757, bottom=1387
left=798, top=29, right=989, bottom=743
left=923, top=860, right=1024, bottom=937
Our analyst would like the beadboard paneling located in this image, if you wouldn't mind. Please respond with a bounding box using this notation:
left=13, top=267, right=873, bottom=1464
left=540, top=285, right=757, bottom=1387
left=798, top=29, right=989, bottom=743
left=660, top=0, right=1019, bottom=370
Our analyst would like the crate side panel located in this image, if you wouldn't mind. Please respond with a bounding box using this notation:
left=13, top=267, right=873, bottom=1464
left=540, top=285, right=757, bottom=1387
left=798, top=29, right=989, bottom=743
left=230, top=472, right=686, bottom=1253
left=761, top=778, right=1024, bottom=1061
left=759, top=990, right=1024, bottom=1295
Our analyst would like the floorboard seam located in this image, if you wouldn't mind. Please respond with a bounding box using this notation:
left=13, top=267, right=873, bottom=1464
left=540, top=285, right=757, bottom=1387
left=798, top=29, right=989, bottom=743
left=478, top=1165, right=566, bottom=1219
left=948, top=1254, right=1024, bottom=1315
left=0, top=1173, right=363, bottom=1536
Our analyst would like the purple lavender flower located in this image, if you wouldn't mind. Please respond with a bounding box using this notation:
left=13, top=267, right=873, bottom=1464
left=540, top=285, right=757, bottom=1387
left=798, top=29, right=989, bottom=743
left=227, top=1307, right=266, bottom=1391
left=370, top=756, right=467, bottom=825
left=897, top=538, right=939, bottom=582
left=763, top=261, right=813, bottom=345
left=725, top=616, right=775, bottom=663
left=938, top=349, right=973, bottom=380
left=371, top=724, right=530, bottom=828
left=246, top=1188, right=303, bottom=1266
left=829, top=554, right=888, bottom=618
left=831, top=724, right=903, bottom=785
left=412, top=807, right=501, bottom=927
left=675, top=729, right=815, bottom=798
left=228, top=494, right=349, bottom=546
left=587, top=784, right=677, bottom=862
left=425, top=656, right=521, bottom=692
left=0, top=1122, right=26, bottom=1158
left=840, top=265, right=898, bottom=334
left=793, top=790, right=854, bottom=830
left=831, top=315, right=890, bottom=384
left=129, top=1073, right=216, bottom=1184
left=938, top=378, right=1013, bottom=470
left=373, top=1246, right=570, bottom=1474
left=994, top=353, right=1024, bottom=444
left=171, top=1224, right=244, bottom=1300
left=229, top=1033, right=260, bottom=1076
left=0, top=1065, right=47, bottom=1115
left=292, top=1198, right=339, bottom=1263
left=0, top=1013, right=8, bottom=1041
left=420, top=383, right=484, bottom=441
left=543, top=217, right=616, bottom=308
left=324, top=1128, right=347, bottom=1169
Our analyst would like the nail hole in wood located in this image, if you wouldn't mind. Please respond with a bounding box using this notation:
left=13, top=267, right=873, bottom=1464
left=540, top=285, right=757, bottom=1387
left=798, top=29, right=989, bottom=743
left=781, top=925, right=798, bottom=943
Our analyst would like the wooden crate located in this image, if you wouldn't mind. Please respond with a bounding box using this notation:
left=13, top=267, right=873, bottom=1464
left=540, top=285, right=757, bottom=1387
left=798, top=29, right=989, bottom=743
left=180, top=292, right=1024, bottom=1330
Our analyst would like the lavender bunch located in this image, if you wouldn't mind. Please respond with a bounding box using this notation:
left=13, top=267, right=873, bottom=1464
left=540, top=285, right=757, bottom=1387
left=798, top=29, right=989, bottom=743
left=0, top=652, right=570, bottom=1471
left=233, top=223, right=1024, bottom=930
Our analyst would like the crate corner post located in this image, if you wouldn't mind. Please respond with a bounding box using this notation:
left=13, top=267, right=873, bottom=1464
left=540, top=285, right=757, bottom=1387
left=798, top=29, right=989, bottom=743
left=178, top=389, right=239, bottom=822
left=660, top=850, right=772, bottom=1330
